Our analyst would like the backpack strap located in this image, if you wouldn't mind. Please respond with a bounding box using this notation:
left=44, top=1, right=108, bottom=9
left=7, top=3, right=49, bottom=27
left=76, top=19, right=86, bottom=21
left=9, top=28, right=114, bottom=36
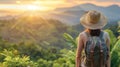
left=84, top=31, right=90, bottom=37
left=99, top=31, right=104, bottom=41
left=99, top=31, right=105, bottom=67
left=90, top=41, right=95, bottom=67
left=84, top=31, right=94, bottom=67
left=99, top=41, right=103, bottom=67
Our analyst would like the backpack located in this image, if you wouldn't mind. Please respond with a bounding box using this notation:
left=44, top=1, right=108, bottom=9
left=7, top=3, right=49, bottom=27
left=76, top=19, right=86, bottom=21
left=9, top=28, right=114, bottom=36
left=84, top=31, right=109, bottom=67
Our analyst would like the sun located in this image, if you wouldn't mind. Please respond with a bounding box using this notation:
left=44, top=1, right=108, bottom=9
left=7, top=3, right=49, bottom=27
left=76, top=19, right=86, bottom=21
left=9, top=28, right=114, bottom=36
left=26, top=5, right=40, bottom=11
left=16, top=1, right=21, bottom=4
left=14, top=1, right=55, bottom=11
left=24, top=4, right=51, bottom=11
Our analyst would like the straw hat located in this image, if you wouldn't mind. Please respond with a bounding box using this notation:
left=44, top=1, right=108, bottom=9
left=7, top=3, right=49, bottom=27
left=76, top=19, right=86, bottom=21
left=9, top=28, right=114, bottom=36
left=80, top=10, right=108, bottom=29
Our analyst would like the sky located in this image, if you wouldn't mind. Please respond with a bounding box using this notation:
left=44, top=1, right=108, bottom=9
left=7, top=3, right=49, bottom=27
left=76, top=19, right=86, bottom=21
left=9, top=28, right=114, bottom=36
left=0, top=0, right=120, bottom=11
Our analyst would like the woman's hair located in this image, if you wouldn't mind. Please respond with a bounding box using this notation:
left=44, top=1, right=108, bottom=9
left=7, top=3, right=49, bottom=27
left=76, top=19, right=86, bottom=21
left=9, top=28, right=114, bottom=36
left=88, top=29, right=101, bottom=36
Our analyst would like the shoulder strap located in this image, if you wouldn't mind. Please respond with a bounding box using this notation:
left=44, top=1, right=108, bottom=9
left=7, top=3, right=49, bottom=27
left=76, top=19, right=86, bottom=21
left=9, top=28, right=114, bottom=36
left=84, top=31, right=91, bottom=37
left=99, top=31, right=104, bottom=40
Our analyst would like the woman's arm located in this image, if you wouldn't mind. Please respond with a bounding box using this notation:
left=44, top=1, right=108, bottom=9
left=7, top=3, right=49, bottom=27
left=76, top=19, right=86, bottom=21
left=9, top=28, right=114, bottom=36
left=106, top=32, right=110, bottom=67
left=76, top=33, right=84, bottom=67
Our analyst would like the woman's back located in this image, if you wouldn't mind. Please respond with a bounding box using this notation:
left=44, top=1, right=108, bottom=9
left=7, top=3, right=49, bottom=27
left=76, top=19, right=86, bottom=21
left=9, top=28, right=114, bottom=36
left=80, top=30, right=110, bottom=48
left=76, top=10, right=110, bottom=67
left=79, top=30, right=109, bottom=67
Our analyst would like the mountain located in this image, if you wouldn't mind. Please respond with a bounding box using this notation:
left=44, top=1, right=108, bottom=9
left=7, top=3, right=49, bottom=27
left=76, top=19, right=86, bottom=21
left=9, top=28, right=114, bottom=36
left=0, top=16, right=75, bottom=48
left=47, top=10, right=85, bottom=25
left=0, top=3, right=120, bottom=26
left=107, top=5, right=120, bottom=12
left=49, top=3, right=120, bottom=25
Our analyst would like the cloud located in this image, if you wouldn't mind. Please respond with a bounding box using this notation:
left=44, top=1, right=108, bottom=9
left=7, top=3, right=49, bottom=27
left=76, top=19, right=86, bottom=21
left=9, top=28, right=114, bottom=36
left=105, top=0, right=120, bottom=2
left=64, top=0, right=120, bottom=2
left=0, top=0, right=120, bottom=7
left=0, top=0, right=14, bottom=3
left=0, top=0, right=120, bottom=4
left=93, top=0, right=120, bottom=2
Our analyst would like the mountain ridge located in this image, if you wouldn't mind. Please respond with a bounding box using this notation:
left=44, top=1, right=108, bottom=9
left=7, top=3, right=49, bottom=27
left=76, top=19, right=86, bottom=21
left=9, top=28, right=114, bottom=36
left=50, top=3, right=120, bottom=25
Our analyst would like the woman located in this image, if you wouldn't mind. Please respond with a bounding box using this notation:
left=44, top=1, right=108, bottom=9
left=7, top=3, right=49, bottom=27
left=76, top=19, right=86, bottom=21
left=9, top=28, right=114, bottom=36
left=76, top=10, right=110, bottom=67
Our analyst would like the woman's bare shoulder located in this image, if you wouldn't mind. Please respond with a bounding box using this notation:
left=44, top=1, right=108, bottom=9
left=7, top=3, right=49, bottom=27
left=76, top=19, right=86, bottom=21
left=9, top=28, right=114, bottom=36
left=78, top=31, right=88, bottom=46
left=78, top=31, right=87, bottom=39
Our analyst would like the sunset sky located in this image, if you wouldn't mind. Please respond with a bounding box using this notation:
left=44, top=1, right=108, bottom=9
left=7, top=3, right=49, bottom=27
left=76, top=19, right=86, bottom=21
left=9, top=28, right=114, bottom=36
left=0, top=0, right=120, bottom=11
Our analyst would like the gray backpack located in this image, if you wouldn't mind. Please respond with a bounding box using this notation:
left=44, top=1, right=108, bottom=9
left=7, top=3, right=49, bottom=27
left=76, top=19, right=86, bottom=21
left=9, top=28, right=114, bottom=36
left=84, top=31, right=109, bottom=67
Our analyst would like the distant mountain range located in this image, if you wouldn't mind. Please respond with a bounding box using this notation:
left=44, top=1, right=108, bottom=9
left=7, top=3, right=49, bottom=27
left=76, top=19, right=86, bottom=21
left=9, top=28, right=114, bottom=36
left=48, top=3, right=120, bottom=25
left=0, top=3, right=120, bottom=25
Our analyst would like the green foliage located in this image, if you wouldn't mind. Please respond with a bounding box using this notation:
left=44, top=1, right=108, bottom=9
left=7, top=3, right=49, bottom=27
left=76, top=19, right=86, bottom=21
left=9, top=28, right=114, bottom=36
left=102, top=29, right=120, bottom=67
left=61, top=49, right=75, bottom=62
left=63, top=33, right=77, bottom=48
left=105, top=29, right=117, bottom=50
left=37, top=59, right=52, bottom=67
left=0, top=49, right=37, bottom=67
left=110, top=39, right=120, bottom=67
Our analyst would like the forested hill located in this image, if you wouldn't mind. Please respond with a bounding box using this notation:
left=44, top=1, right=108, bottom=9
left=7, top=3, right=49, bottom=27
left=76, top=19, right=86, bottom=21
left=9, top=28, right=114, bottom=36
left=0, top=16, right=79, bottom=49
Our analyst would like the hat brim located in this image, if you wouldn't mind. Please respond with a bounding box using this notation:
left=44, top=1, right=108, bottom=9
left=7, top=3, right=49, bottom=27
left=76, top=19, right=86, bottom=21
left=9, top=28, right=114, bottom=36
left=80, top=14, right=108, bottom=29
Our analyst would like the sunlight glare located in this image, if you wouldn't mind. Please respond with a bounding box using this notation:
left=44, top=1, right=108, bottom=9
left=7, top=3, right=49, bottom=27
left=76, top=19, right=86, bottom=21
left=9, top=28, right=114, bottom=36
left=16, top=1, right=21, bottom=4
left=26, top=5, right=39, bottom=11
